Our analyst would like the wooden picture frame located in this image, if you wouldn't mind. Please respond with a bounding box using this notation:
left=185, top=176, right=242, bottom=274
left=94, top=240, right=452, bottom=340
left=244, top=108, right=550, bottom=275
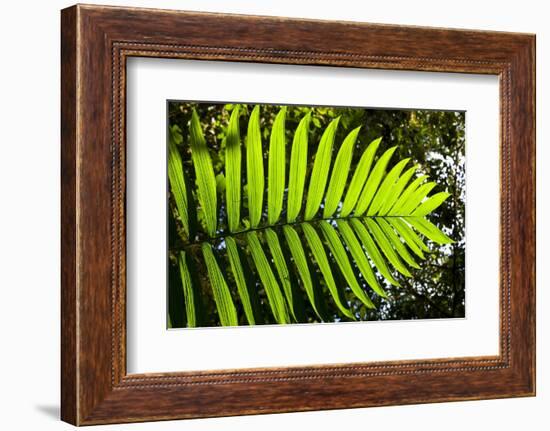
left=61, top=4, right=536, bottom=425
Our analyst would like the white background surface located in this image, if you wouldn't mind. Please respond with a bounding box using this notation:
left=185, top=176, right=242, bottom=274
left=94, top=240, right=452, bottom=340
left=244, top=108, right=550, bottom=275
left=127, top=59, right=500, bottom=373
left=0, top=0, right=546, bottom=429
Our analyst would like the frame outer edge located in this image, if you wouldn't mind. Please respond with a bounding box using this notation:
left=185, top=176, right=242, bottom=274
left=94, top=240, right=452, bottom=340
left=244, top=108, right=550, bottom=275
left=61, top=5, right=79, bottom=426
left=60, top=4, right=536, bottom=425
left=522, top=34, right=536, bottom=395
left=504, top=34, right=536, bottom=396
left=531, top=34, right=536, bottom=396
left=527, top=34, right=536, bottom=395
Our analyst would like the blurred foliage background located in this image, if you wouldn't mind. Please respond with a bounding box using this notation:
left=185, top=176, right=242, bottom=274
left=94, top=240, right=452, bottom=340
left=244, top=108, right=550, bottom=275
left=168, top=101, right=465, bottom=327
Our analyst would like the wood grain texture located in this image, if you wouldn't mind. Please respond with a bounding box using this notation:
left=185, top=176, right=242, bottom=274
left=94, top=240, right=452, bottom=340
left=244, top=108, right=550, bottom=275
left=60, top=6, right=78, bottom=425
left=60, top=4, right=536, bottom=425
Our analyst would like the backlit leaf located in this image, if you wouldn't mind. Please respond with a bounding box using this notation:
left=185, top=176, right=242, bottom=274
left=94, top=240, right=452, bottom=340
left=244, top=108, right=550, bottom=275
left=304, top=117, right=340, bottom=220
left=267, top=107, right=287, bottom=224
left=323, top=126, right=361, bottom=218
left=178, top=251, right=197, bottom=327
left=378, top=165, right=418, bottom=216
left=299, top=224, right=354, bottom=319
left=265, top=228, right=299, bottom=321
left=407, top=217, right=454, bottom=244
left=168, top=126, right=188, bottom=237
left=225, top=105, right=242, bottom=232
left=318, top=221, right=375, bottom=309
left=287, top=113, right=311, bottom=222
left=247, top=232, right=290, bottom=324
left=337, top=220, right=390, bottom=295
left=368, top=158, right=410, bottom=215
left=354, top=146, right=397, bottom=216
left=190, top=109, right=217, bottom=236
left=247, top=106, right=264, bottom=228
left=370, top=218, right=420, bottom=269
left=226, top=237, right=258, bottom=325
left=397, top=182, right=437, bottom=215
left=388, top=175, right=428, bottom=215
left=280, top=226, right=318, bottom=313
left=201, top=243, right=238, bottom=326
left=411, top=192, right=451, bottom=216
left=340, top=137, right=382, bottom=217
left=388, top=217, right=427, bottom=258
left=351, top=218, right=411, bottom=278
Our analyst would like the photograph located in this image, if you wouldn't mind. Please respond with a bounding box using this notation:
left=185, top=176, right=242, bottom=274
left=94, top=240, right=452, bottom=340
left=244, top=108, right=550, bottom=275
left=167, top=102, right=465, bottom=328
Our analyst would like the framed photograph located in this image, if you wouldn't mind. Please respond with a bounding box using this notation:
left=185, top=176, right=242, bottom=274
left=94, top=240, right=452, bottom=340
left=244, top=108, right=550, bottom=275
left=61, top=4, right=535, bottom=425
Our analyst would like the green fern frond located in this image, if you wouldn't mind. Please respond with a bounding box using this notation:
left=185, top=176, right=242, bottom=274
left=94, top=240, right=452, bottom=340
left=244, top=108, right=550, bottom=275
left=168, top=105, right=454, bottom=327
